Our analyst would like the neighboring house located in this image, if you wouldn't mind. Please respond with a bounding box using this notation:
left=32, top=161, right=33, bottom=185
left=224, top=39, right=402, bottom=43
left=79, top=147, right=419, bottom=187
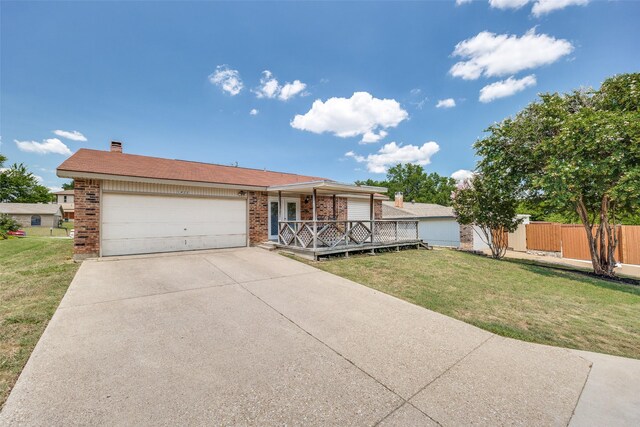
left=53, top=190, right=75, bottom=220
left=382, top=194, right=492, bottom=250
left=382, top=194, right=461, bottom=247
left=0, top=203, right=63, bottom=228
left=57, top=141, right=387, bottom=260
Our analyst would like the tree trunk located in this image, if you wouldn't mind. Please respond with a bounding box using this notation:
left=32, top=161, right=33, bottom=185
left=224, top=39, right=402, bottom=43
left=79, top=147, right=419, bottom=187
left=575, top=196, right=617, bottom=277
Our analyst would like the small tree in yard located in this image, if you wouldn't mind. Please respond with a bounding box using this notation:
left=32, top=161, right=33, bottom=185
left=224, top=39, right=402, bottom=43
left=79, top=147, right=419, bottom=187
left=0, top=214, right=20, bottom=240
left=452, top=174, right=521, bottom=259
left=475, top=73, right=640, bottom=277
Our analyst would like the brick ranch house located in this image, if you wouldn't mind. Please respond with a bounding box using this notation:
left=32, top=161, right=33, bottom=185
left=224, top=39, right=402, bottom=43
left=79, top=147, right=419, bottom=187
left=56, top=142, right=400, bottom=260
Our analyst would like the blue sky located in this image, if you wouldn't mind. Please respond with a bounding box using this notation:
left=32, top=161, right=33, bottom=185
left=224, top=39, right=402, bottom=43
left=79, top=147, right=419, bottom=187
left=1, top=0, right=639, bottom=191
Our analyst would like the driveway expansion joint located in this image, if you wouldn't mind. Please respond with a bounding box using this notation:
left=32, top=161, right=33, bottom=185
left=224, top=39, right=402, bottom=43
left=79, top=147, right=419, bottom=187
left=57, top=281, right=238, bottom=310
left=408, top=334, right=495, bottom=403
left=237, top=281, right=442, bottom=426
left=567, top=361, right=593, bottom=427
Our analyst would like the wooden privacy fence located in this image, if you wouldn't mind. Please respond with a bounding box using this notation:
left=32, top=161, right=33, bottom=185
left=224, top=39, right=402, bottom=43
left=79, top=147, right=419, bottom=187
left=525, top=222, right=562, bottom=252
left=525, top=222, right=640, bottom=265
left=560, top=225, right=623, bottom=262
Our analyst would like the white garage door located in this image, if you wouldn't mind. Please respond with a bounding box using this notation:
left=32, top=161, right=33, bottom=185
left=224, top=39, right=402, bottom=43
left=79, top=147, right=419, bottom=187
left=347, top=198, right=371, bottom=221
left=102, top=193, right=247, bottom=256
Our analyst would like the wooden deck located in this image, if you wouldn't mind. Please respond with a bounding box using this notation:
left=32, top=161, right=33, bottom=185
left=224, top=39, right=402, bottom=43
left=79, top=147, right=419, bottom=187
left=276, top=219, right=423, bottom=260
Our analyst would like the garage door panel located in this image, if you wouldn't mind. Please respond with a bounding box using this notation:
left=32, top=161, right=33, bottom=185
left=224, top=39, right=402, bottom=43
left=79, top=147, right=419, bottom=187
left=102, top=234, right=247, bottom=257
left=102, top=193, right=247, bottom=256
left=103, top=219, right=246, bottom=240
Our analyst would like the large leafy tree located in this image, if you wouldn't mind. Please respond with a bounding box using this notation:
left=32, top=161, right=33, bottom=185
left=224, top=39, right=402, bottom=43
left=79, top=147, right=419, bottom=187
left=0, top=160, right=52, bottom=203
left=62, top=180, right=74, bottom=190
left=356, top=164, right=457, bottom=206
left=475, top=73, right=640, bottom=277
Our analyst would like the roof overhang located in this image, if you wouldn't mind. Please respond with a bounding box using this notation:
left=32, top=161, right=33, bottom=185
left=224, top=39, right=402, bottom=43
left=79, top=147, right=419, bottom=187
left=267, top=180, right=387, bottom=196
left=56, top=170, right=267, bottom=191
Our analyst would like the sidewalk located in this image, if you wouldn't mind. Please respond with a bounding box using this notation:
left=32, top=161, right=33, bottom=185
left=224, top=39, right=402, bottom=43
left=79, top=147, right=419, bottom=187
left=488, top=249, right=640, bottom=279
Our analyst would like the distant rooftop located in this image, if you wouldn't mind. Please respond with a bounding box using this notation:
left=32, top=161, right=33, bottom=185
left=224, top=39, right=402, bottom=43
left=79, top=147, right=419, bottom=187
left=382, top=201, right=455, bottom=219
left=0, top=203, right=63, bottom=215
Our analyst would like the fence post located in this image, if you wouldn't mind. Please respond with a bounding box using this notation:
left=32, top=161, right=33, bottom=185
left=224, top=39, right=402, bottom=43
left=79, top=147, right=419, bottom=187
left=312, top=189, right=317, bottom=251
left=619, top=225, right=625, bottom=264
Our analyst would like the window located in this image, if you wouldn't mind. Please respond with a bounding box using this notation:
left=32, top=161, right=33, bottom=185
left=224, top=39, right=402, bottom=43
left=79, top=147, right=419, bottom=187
left=63, top=195, right=68, bottom=203
left=31, top=215, right=41, bottom=226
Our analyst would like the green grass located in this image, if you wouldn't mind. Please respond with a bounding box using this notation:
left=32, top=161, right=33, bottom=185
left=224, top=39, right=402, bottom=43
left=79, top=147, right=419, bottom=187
left=299, top=248, right=640, bottom=359
left=0, top=238, right=78, bottom=406
left=21, top=226, right=72, bottom=237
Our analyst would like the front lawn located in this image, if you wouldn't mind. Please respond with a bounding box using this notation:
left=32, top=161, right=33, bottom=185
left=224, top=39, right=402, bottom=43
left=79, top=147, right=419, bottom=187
left=0, top=238, right=78, bottom=406
left=21, top=226, right=71, bottom=237
left=302, top=249, right=640, bottom=359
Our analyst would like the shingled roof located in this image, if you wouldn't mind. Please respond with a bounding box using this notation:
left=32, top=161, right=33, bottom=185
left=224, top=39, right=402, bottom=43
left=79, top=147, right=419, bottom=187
left=382, top=201, right=455, bottom=218
left=57, top=149, right=329, bottom=187
left=0, top=203, right=64, bottom=215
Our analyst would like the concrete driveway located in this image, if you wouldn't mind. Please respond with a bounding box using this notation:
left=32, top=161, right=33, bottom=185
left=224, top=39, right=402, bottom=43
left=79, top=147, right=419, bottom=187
left=1, top=248, right=638, bottom=426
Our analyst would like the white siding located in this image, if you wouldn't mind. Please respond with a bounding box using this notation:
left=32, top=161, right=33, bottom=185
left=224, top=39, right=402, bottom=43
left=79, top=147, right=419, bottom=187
left=101, top=193, right=247, bottom=256
left=347, top=198, right=371, bottom=221
left=418, top=218, right=461, bottom=247
left=473, top=226, right=491, bottom=251
left=102, top=180, right=240, bottom=198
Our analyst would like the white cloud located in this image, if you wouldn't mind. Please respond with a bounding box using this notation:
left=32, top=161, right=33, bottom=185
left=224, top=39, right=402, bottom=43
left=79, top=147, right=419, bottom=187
left=52, top=130, right=87, bottom=142
left=410, top=88, right=422, bottom=95
left=254, top=70, right=307, bottom=101
left=456, top=0, right=473, bottom=4
left=450, top=28, right=573, bottom=80
left=48, top=186, right=64, bottom=193
left=279, top=80, right=307, bottom=100
left=479, top=74, right=537, bottom=103
left=255, top=71, right=280, bottom=99
left=531, top=0, right=589, bottom=16
left=15, top=138, right=72, bottom=156
left=489, top=0, right=531, bottom=9
left=250, top=108, right=259, bottom=116
left=33, top=175, right=44, bottom=183
left=346, top=141, right=440, bottom=174
left=208, top=65, right=243, bottom=96
left=291, top=92, right=408, bottom=143
left=361, top=130, right=388, bottom=144
left=451, top=169, right=474, bottom=182
left=436, top=98, right=456, bottom=109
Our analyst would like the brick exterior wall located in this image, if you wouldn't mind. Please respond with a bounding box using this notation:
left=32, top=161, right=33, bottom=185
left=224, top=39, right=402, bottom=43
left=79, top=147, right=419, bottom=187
left=374, top=200, right=382, bottom=220
left=74, top=179, right=101, bottom=259
left=300, top=196, right=382, bottom=220
left=248, top=191, right=269, bottom=244
left=300, top=195, right=348, bottom=220
left=460, top=224, right=474, bottom=250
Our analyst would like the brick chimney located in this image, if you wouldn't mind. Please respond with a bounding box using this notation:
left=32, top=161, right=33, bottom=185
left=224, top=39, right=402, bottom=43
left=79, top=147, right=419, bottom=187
left=394, top=192, right=404, bottom=208
left=110, top=141, right=123, bottom=153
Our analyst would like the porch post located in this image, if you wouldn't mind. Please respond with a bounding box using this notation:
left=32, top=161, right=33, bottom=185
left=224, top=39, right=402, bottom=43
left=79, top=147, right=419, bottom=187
left=370, top=193, right=374, bottom=244
left=278, top=191, right=282, bottom=244
left=312, top=189, right=317, bottom=250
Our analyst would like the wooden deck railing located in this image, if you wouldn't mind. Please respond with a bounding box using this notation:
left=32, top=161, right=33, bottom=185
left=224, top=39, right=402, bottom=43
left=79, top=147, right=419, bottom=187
left=277, top=220, right=419, bottom=250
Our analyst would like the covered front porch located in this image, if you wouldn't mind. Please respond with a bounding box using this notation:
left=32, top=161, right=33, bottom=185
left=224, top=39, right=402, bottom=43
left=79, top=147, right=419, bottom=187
left=266, top=181, right=422, bottom=260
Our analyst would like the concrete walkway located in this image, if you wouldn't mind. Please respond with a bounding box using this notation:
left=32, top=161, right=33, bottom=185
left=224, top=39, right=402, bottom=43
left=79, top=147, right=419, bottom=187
left=490, top=249, right=640, bottom=279
left=1, top=248, right=638, bottom=426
